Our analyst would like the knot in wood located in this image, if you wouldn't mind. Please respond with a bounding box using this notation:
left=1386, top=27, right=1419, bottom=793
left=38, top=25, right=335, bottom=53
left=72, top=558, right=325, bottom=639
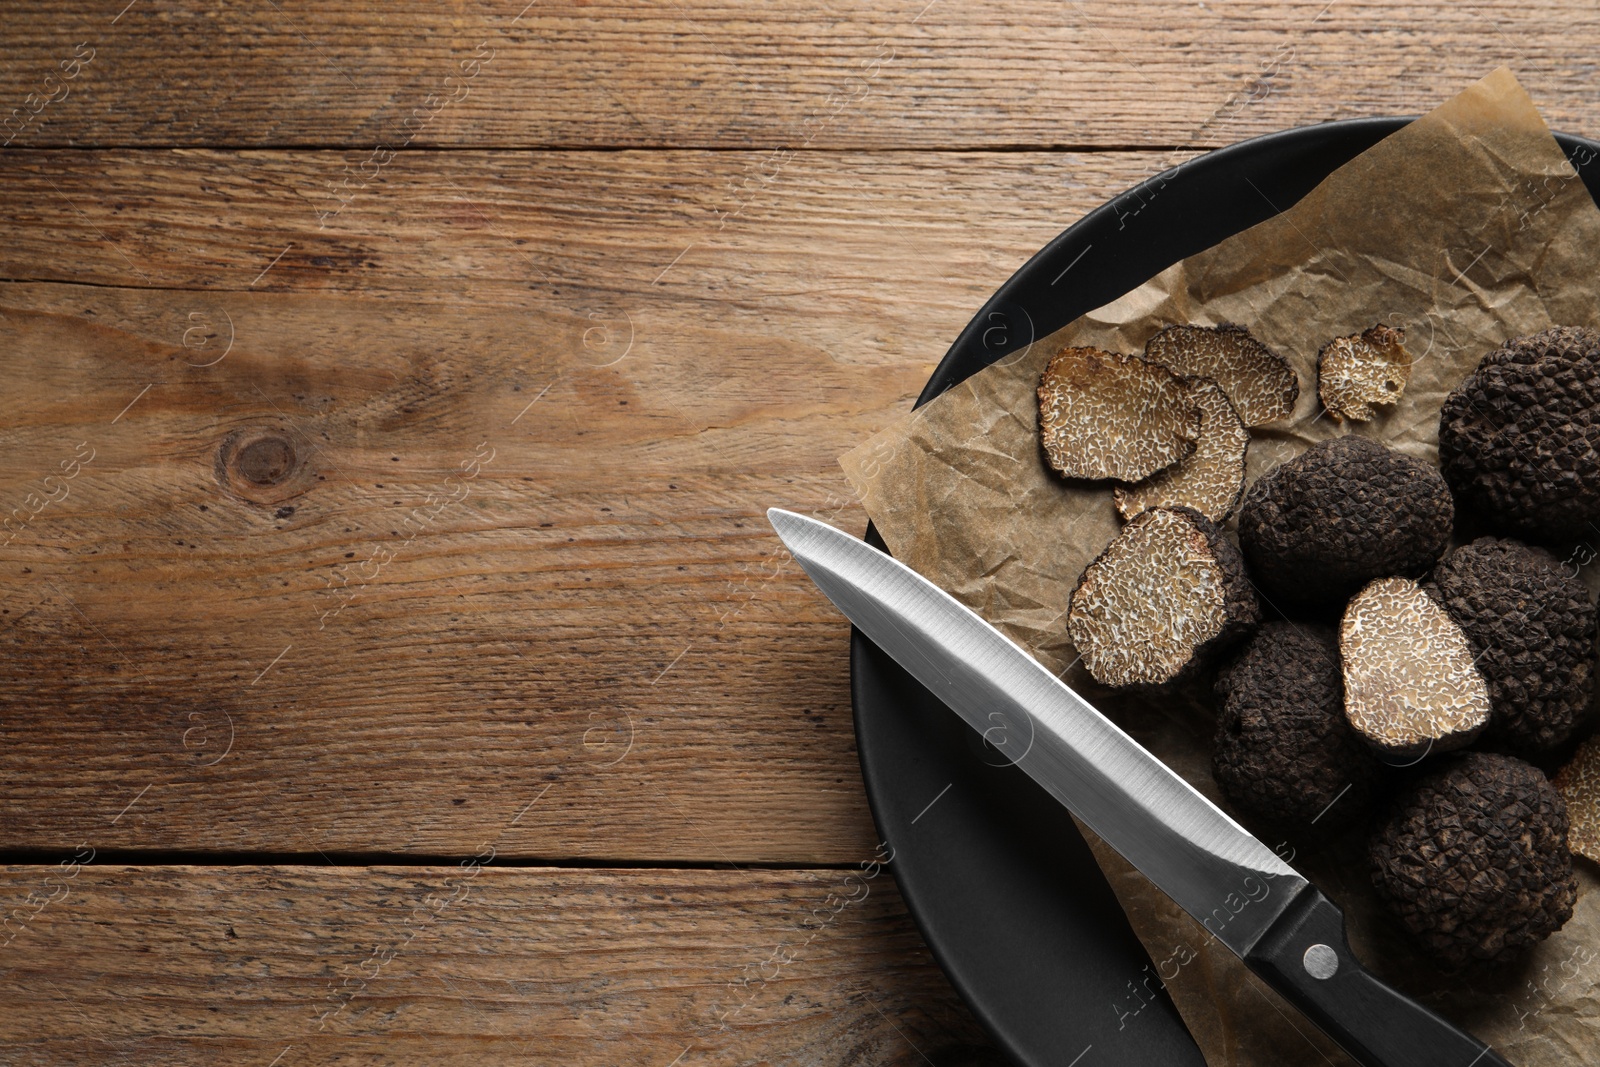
left=236, top=435, right=296, bottom=486
left=216, top=428, right=311, bottom=504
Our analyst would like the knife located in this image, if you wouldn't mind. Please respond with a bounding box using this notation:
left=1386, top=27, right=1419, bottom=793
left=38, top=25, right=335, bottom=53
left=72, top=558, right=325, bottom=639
left=768, top=507, right=1514, bottom=1067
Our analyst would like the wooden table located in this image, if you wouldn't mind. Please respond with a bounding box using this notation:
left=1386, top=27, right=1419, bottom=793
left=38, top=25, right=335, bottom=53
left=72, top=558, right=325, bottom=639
left=1, top=3, right=1595, bottom=1063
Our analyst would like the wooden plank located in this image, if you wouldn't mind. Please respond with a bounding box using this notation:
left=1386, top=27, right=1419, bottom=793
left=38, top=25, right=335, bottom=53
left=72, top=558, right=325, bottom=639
left=0, top=148, right=1156, bottom=860
left=0, top=146, right=1133, bottom=303
left=2, top=1, right=1596, bottom=149
left=0, top=862, right=996, bottom=1065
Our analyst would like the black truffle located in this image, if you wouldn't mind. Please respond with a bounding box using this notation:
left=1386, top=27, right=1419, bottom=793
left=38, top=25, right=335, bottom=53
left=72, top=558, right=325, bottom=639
left=1339, top=577, right=1492, bottom=759
left=1114, top=376, right=1250, bottom=523
left=1370, top=752, right=1576, bottom=967
left=1553, top=735, right=1600, bottom=866
left=1438, top=326, right=1600, bottom=544
left=1318, top=323, right=1411, bottom=422
left=1212, top=622, right=1382, bottom=829
left=1238, top=435, right=1453, bottom=609
left=1038, top=346, right=1199, bottom=481
left=1067, top=506, right=1259, bottom=687
left=1427, top=538, right=1598, bottom=757
left=1143, top=323, right=1299, bottom=426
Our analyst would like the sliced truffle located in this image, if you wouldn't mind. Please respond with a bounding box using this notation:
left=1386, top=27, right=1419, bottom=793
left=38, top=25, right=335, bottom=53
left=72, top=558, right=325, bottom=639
left=1038, top=346, right=1199, bottom=481
left=1340, top=577, right=1491, bottom=759
left=1212, top=622, right=1383, bottom=829
left=1067, top=506, right=1259, bottom=687
left=1370, top=752, right=1576, bottom=966
left=1427, top=538, right=1597, bottom=757
left=1438, top=326, right=1600, bottom=543
left=1238, top=435, right=1453, bottom=609
left=1552, top=736, right=1600, bottom=866
left=1143, top=323, right=1298, bottom=426
left=1318, top=323, right=1411, bottom=421
left=1114, top=376, right=1249, bottom=523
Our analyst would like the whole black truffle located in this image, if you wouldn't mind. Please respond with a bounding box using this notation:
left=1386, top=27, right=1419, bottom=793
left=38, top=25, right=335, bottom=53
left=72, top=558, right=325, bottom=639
left=1427, top=538, right=1597, bottom=757
left=1213, top=622, right=1382, bottom=829
left=1438, top=326, right=1600, bottom=544
left=1238, top=435, right=1454, bottom=609
left=1370, top=753, right=1576, bottom=967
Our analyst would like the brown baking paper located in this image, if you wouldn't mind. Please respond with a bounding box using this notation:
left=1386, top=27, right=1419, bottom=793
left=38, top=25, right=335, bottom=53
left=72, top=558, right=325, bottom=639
left=840, top=69, right=1600, bottom=1065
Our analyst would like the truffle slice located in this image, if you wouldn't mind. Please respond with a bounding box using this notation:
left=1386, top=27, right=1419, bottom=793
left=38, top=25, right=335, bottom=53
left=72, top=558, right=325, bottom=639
left=1318, top=323, right=1411, bottom=421
left=1144, top=323, right=1299, bottom=426
left=1427, top=538, right=1597, bottom=757
left=1238, top=435, right=1453, bottom=609
left=1067, top=506, right=1259, bottom=687
left=1438, top=326, right=1600, bottom=543
left=1114, top=376, right=1249, bottom=523
left=1038, top=346, right=1200, bottom=481
left=1552, top=736, right=1600, bottom=865
left=1339, top=577, right=1491, bottom=759
left=1213, top=622, right=1383, bottom=829
left=1370, top=753, right=1576, bottom=966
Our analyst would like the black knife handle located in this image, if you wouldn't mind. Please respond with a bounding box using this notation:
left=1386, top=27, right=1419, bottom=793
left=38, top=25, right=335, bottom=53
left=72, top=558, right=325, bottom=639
left=1243, top=887, right=1514, bottom=1067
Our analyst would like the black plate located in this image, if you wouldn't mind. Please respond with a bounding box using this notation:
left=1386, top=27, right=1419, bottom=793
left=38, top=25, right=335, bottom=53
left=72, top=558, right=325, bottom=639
left=852, top=119, right=1600, bottom=1066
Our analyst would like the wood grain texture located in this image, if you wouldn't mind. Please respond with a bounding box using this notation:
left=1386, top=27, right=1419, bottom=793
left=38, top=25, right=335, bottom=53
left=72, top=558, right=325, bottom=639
left=0, top=863, right=1001, bottom=1066
left=0, top=146, right=1146, bottom=300
left=12, top=6, right=1594, bottom=1062
left=0, top=149, right=1161, bottom=860
left=1, top=1, right=1597, bottom=149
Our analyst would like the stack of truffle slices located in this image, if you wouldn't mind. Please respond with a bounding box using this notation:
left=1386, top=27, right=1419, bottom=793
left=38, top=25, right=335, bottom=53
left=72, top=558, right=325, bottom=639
left=1042, top=324, right=1600, bottom=970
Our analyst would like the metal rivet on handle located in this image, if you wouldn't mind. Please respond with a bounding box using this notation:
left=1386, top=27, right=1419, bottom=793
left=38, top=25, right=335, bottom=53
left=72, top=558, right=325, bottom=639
left=1303, top=943, right=1339, bottom=980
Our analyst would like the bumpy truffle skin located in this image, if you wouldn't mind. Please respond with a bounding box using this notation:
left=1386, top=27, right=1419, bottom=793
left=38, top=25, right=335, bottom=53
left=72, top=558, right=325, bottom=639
left=1238, top=435, right=1453, bottom=608
left=1370, top=753, right=1576, bottom=967
left=1438, top=326, right=1600, bottom=543
left=1213, top=622, right=1382, bottom=829
left=1427, top=538, right=1597, bottom=757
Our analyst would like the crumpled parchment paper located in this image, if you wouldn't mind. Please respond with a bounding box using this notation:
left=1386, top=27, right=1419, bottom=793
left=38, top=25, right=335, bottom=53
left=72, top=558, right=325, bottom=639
left=840, top=69, right=1600, bottom=1066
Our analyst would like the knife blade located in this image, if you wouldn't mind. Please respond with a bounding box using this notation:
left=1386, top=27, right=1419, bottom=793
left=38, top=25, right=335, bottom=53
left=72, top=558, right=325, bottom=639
left=768, top=507, right=1514, bottom=1067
